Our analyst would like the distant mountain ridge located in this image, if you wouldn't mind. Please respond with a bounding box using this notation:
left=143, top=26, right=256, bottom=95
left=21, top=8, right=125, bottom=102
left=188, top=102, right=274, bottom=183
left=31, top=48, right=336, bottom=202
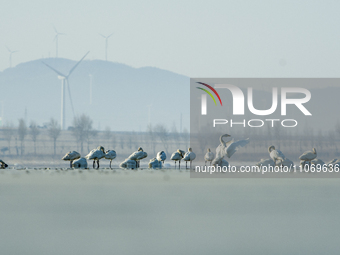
left=1, top=60, right=339, bottom=133
left=1, top=58, right=190, bottom=131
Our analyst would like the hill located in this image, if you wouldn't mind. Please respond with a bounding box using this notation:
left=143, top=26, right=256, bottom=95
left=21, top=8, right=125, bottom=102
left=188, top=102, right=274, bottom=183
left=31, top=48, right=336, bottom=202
left=0, top=58, right=190, bottom=131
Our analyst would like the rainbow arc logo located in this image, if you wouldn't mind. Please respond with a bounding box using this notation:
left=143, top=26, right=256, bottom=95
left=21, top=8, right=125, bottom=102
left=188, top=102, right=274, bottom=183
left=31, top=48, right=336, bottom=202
left=196, top=82, right=223, bottom=106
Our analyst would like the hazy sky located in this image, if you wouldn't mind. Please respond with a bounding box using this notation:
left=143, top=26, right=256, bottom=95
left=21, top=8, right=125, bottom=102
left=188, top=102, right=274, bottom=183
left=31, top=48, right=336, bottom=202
left=1, top=0, right=340, bottom=77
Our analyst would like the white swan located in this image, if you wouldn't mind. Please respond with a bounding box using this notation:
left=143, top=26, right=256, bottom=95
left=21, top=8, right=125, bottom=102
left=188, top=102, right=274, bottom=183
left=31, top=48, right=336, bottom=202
left=212, top=134, right=249, bottom=167
left=183, top=148, right=196, bottom=169
left=62, top=151, right=81, bottom=168
left=0, top=159, right=8, bottom=169
left=327, top=158, right=340, bottom=169
left=268, top=146, right=285, bottom=165
left=327, top=158, right=338, bottom=166
left=311, top=158, right=325, bottom=167
left=148, top=158, right=162, bottom=169
left=299, top=148, right=317, bottom=163
left=204, top=148, right=214, bottom=166
left=256, top=158, right=275, bottom=169
left=120, top=159, right=137, bottom=169
left=156, top=151, right=166, bottom=164
left=104, top=150, right=117, bottom=169
left=170, top=149, right=185, bottom=169
left=72, top=158, right=88, bottom=169
left=276, top=157, right=294, bottom=168
left=128, top=147, right=147, bottom=168
left=300, top=160, right=311, bottom=169
left=85, top=146, right=106, bottom=169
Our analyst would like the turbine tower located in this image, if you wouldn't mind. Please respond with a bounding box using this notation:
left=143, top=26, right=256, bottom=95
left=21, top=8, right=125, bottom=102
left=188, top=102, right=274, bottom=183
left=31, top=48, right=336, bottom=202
left=100, top=33, right=113, bottom=61
left=6, top=46, right=18, bottom=68
left=53, top=25, right=65, bottom=58
left=43, top=51, right=89, bottom=130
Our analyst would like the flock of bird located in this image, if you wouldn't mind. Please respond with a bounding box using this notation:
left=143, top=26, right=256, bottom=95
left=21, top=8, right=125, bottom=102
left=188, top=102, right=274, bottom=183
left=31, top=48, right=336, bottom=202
left=59, top=146, right=197, bottom=170
left=256, top=146, right=321, bottom=169
left=1, top=133, right=339, bottom=171
left=257, top=146, right=340, bottom=170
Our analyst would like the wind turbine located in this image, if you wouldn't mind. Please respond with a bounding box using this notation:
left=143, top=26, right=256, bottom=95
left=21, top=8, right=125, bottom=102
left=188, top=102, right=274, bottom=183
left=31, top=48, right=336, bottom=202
left=53, top=25, right=65, bottom=58
left=99, top=33, right=113, bottom=61
left=6, top=46, right=18, bottom=68
left=43, top=51, right=90, bottom=130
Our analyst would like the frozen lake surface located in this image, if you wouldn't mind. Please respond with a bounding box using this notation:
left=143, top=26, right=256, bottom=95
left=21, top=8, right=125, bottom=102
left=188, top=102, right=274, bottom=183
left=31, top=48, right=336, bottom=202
left=0, top=168, right=340, bottom=254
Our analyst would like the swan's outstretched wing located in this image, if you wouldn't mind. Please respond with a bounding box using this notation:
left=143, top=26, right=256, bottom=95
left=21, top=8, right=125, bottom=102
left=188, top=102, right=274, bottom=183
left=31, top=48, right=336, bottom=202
left=226, top=138, right=250, bottom=158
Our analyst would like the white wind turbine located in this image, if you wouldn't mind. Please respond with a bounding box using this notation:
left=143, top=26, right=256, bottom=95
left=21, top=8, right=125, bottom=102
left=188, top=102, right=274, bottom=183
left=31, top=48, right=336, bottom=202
left=53, top=26, right=65, bottom=58
left=99, top=33, right=113, bottom=61
left=43, top=51, right=90, bottom=130
left=6, top=46, right=18, bottom=68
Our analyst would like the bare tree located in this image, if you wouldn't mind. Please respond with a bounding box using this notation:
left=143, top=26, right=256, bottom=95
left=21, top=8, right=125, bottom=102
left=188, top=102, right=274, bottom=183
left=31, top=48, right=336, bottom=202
left=18, top=119, right=27, bottom=156
left=317, top=129, right=324, bottom=152
left=129, top=131, right=138, bottom=150
left=103, top=126, right=112, bottom=148
left=127, top=132, right=133, bottom=150
left=171, top=123, right=181, bottom=148
left=48, top=118, right=61, bottom=156
left=2, top=123, right=14, bottom=154
left=87, top=129, right=98, bottom=152
left=29, top=121, right=40, bottom=155
left=182, top=128, right=189, bottom=150
left=72, top=114, right=94, bottom=154
left=111, top=132, right=116, bottom=148
left=328, top=130, right=337, bottom=155
left=146, top=124, right=156, bottom=155
left=154, top=124, right=170, bottom=155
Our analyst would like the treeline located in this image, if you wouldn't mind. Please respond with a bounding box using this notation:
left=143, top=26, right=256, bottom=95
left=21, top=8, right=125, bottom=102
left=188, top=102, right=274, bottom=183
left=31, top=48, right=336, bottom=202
left=2, top=115, right=340, bottom=162
left=0, top=114, right=190, bottom=160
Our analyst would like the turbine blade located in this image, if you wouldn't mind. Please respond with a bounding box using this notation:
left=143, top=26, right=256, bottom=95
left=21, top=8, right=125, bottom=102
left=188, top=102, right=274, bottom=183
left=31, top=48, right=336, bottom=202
left=53, top=24, right=58, bottom=33
left=108, top=33, right=114, bottom=38
left=66, top=79, right=75, bottom=117
left=67, top=51, right=89, bottom=77
left=42, top=62, right=66, bottom=77
left=99, top=33, right=106, bottom=38
left=5, top=46, right=10, bottom=52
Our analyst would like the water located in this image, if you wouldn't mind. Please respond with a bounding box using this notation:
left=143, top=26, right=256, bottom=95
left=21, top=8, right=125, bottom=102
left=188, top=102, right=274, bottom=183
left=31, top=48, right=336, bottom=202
left=0, top=168, right=339, bottom=254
